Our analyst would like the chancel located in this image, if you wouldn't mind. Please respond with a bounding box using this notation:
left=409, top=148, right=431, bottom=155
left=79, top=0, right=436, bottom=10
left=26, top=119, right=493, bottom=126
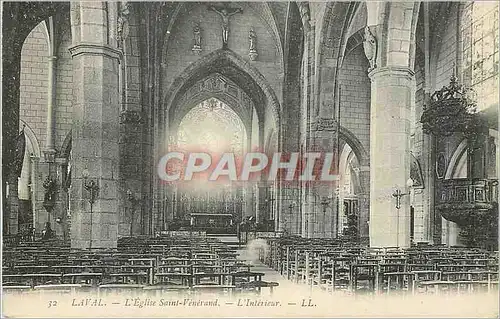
left=1, top=1, right=499, bottom=315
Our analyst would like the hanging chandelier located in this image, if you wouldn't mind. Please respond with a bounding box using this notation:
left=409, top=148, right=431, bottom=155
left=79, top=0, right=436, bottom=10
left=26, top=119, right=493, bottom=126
left=420, top=71, right=479, bottom=137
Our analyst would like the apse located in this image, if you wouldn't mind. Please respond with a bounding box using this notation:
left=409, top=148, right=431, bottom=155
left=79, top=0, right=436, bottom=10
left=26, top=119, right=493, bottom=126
left=172, top=97, right=247, bottom=219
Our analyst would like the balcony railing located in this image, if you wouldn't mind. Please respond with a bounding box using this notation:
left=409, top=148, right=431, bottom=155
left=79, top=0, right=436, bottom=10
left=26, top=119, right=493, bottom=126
left=439, top=178, right=498, bottom=203
left=436, top=178, right=498, bottom=225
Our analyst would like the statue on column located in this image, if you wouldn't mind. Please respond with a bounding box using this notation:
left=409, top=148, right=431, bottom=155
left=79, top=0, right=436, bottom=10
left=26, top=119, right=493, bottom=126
left=363, top=26, right=377, bottom=72
left=13, top=125, right=26, bottom=179
left=42, top=176, right=57, bottom=213
left=117, top=1, right=130, bottom=49
left=192, top=23, right=202, bottom=54
left=248, top=28, right=258, bottom=61
left=208, top=5, right=243, bottom=49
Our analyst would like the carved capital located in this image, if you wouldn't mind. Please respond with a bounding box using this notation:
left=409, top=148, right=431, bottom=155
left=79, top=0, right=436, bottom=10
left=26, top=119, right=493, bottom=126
left=120, top=110, right=144, bottom=125
left=313, top=118, right=338, bottom=132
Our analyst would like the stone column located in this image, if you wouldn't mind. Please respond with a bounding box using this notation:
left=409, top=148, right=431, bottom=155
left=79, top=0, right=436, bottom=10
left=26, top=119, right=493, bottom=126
left=69, top=2, right=121, bottom=249
left=256, top=182, right=268, bottom=225
left=307, top=119, right=340, bottom=238
left=54, top=158, right=69, bottom=240
left=368, top=66, right=414, bottom=248
left=30, top=156, right=40, bottom=233
left=6, top=177, right=20, bottom=234
left=2, top=7, right=23, bottom=236
left=37, top=162, right=53, bottom=229
left=302, top=188, right=315, bottom=238
left=358, top=167, right=370, bottom=245
left=44, top=56, right=57, bottom=158
left=242, top=183, right=254, bottom=220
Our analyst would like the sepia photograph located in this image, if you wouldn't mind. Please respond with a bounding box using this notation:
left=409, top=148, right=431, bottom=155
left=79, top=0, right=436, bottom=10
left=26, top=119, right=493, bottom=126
left=1, top=0, right=499, bottom=317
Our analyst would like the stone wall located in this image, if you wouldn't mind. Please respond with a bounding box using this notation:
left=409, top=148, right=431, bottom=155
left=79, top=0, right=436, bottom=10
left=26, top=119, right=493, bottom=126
left=19, top=20, right=73, bottom=154
left=55, top=27, right=73, bottom=149
left=19, top=20, right=74, bottom=236
left=162, top=3, right=283, bottom=105
left=19, top=22, right=48, bottom=148
left=338, top=45, right=371, bottom=153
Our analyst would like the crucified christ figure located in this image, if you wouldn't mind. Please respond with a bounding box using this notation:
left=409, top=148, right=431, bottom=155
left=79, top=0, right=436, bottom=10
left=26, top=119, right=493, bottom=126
left=208, top=5, right=243, bottom=48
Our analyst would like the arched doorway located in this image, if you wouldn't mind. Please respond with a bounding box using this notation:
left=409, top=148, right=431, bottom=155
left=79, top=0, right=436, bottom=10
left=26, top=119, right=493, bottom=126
left=17, top=122, right=41, bottom=239
left=338, top=143, right=361, bottom=241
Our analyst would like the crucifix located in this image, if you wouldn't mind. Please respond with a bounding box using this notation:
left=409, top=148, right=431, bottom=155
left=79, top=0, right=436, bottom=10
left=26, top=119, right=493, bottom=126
left=392, top=189, right=407, bottom=210
left=208, top=4, right=243, bottom=49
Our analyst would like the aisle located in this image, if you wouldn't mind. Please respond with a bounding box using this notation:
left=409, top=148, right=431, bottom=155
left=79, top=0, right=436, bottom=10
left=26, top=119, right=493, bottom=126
left=235, top=245, right=321, bottom=298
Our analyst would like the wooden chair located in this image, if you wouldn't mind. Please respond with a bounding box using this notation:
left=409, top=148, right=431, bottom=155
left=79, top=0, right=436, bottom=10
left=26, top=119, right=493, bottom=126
left=237, top=280, right=279, bottom=296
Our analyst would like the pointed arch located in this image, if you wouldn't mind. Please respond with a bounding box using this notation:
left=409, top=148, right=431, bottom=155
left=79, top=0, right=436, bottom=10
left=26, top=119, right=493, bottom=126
left=339, top=126, right=369, bottom=167
left=163, top=49, right=281, bottom=128
left=60, top=130, right=72, bottom=159
left=19, top=121, right=41, bottom=159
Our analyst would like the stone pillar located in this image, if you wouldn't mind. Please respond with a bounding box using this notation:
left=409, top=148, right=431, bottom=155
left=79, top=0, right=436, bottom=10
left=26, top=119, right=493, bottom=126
left=36, top=162, right=52, bottom=228
left=421, top=96, right=435, bottom=244
left=69, top=2, right=121, bottom=249
left=2, top=9, right=23, bottom=236
left=256, top=182, right=268, bottom=225
left=30, top=156, right=40, bottom=234
left=243, top=183, right=254, bottom=220
left=358, top=167, right=370, bottom=245
left=45, top=56, right=57, bottom=155
left=118, top=110, right=145, bottom=236
left=302, top=188, right=315, bottom=238
left=277, top=186, right=297, bottom=234
left=306, top=119, right=340, bottom=239
left=254, top=184, right=260, bottom=224
left=6, top=177, right=20, bottom=235
left=369, top=67, right=414, bottom=248
left=54, top=158, right=70, bottom=240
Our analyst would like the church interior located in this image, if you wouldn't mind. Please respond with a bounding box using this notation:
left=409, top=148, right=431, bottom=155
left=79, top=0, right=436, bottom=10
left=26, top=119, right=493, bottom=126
left=2, top=1, right=499, bottom=307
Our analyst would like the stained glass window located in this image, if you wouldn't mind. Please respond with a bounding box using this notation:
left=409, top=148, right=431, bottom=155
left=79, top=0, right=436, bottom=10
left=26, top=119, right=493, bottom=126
left=177, top=98, right=246, bottom=154
left=462, top=1, right=499, bottom=111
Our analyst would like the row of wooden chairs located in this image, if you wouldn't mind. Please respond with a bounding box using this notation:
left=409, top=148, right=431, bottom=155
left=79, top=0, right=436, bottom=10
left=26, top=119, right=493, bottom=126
left=259, top=237, right=498, bottom=295
left=3, top=235, right=279, bottom=296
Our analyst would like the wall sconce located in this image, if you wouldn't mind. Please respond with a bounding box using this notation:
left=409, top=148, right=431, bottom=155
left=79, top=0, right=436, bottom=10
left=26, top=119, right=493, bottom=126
left=320, top=196, right=331, bottom=212
left=82, top=168, right=99, bottom=250
left=392, top=179, right=415, bottom=209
